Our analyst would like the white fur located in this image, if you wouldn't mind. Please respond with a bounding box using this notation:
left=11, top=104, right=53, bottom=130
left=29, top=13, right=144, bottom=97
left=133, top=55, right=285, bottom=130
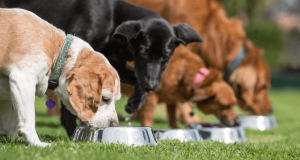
left=115, top=78, right=121, bottom=100
left=2, top=54, right=51, bottom=147
left=0, top=35, right=120, bottom=147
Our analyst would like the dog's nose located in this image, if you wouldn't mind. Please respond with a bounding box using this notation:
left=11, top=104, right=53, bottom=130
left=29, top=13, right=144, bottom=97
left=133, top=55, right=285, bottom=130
left=143, top=84, right=156, bottom=93
left=234, top=117, right=241, bottom=126
left=219, top=116, right=240, bottom=127
left=269, top=108, right=274, bottom=114
left=109, top=120, right=119, bottom=127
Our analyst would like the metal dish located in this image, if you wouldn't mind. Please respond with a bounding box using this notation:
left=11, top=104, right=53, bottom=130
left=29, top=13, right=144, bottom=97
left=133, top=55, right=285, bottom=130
left=188, top=123, right=248, bottom=144
left=153, top=129, right=202, bottom=142
left=73, top=126, right=158, bottom=147
left=239, top=115, right=278, bottom=131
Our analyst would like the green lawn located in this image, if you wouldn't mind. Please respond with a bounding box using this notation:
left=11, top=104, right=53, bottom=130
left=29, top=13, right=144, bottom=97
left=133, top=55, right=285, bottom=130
left=0, top=89, right=300, bottom=159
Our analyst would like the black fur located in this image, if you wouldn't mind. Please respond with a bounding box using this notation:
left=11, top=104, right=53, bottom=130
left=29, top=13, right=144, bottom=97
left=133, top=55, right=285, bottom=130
left=0, top=0, right=202, bottom=137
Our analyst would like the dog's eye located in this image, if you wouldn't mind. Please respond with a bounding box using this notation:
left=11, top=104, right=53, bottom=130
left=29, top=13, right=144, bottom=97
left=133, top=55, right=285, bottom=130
left=223, top=105, right=230, bottom=109
left=162, top=51, right=170, bottom=59
left=140, top=49, right=148, bottom=59
left=102, top=97, right=110, bottom=104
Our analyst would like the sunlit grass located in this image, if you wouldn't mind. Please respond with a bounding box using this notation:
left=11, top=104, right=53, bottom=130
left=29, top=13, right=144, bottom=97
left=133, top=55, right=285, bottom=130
left=0, top=89, right=299, bottom=159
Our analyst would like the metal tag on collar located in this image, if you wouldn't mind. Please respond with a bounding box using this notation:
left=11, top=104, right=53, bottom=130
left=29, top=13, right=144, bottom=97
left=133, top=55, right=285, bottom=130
left=46, top=34, right=73, bottom=109
left=46, top=92, right=56, bottom=109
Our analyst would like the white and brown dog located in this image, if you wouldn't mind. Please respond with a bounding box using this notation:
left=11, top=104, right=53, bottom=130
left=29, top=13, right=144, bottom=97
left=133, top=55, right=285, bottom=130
left=0, top=8, right=121, bottom=147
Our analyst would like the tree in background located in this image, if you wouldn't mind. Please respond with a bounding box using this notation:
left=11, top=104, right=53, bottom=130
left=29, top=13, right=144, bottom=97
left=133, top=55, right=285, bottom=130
left=221, top=0, right=284, bottom=68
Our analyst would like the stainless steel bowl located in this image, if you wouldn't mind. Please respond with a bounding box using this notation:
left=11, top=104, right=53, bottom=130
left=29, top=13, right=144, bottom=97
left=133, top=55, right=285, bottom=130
left=73, top=126, right=158, bottom=147
left=188, top=123, right=248, bottom=144
left=153, top=129, right=202, bottom=142
left=239, top=115, right=278, bottom=131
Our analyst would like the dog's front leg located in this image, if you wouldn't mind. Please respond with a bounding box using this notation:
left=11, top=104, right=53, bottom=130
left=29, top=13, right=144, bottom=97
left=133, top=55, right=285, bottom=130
left=125, top=83, right=147, bottom=114
left=9, top=72, right=50, bottom=147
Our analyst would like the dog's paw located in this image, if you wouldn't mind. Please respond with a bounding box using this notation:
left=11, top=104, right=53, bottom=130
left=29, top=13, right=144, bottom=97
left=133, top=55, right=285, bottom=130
left=29, top=142, right=51, bottom=147
left=125, top=92, right=146, bottom=114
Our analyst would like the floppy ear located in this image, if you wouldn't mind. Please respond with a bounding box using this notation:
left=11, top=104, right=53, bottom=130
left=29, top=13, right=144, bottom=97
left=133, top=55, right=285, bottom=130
left=214, top=82, right=237, bottom=106
left=172, top=23, right=203, bottom=46
left=191, top=87, right=213, bottom=101
left=113, top=21, right=142, bottom=43
left=66, top=68, right=103, bottom=121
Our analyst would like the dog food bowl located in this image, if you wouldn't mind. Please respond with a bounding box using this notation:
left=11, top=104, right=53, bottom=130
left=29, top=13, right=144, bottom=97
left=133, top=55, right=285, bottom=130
left=239, top=115, right=278, bottom=131
left=153, top=129, right=202, bottom=142
left=73, top=126, right=158, bottom=147
left=188, top=123, right=248, bottom=144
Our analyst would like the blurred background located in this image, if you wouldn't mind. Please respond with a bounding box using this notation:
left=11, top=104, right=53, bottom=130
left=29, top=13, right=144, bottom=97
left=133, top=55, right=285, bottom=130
left=223, top=0, right=300, bottom=88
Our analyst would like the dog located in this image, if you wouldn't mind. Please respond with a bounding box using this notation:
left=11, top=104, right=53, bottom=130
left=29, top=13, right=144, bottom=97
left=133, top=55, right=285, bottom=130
left=0, top=8, right=121, bottom=147
left=126, top=0, right=273, bottom=115
left=122, top=45, right=238, bottom=128
left=0, top=0, right=203, bottom=137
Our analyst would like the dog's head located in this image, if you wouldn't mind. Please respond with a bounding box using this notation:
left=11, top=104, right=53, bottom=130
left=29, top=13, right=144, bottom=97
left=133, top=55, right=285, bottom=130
left=230, top=41, right=272, bottom=115
left=56, top=37, right=121, bottom=127
left=113, top=19, right=202, bottom=92
left=191, top=68, right=239, bottom=127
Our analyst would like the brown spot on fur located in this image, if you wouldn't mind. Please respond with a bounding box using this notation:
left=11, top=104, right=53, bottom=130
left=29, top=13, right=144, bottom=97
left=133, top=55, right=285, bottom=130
left=0, top=9, right=65, bottom=71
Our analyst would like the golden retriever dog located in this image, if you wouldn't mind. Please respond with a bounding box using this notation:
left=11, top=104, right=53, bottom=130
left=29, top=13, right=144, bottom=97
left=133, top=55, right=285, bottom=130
left=126, top=0, right=273, bottom=115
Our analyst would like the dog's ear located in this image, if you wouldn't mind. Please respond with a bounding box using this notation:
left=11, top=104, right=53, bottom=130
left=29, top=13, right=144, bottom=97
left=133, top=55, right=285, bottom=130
left=66, top=67, right=103, bottom=121
left=113, top=21, right=142, bottom=43
left=191, top=87, right=213, bottom=101
left=213, top=82, right=237, bottom=107
left=172, top=23, right=203, bottom=46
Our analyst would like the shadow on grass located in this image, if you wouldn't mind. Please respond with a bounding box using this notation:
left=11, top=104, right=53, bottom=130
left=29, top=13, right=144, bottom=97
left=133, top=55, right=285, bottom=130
left=39, top=134, right=70, bottom=142
left=36, top=121, right=61, bottom=129
left=0, top=136, right=25, bottom=145
left=119, top=118, right=167, bottom=126
left=35, top=113, right=48, bottom=117
left=0, top=134, right=70, bottom=145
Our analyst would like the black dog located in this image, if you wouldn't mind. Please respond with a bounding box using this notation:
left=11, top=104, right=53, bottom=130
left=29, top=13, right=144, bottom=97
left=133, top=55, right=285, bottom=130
left=1, top=0, right=202, bottom=137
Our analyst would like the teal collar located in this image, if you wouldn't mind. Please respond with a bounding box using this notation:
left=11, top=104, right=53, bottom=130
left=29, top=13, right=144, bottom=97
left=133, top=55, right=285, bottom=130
left=223, top=46, right=246, bottom=82
left=48, top=34, right=74, bottom=90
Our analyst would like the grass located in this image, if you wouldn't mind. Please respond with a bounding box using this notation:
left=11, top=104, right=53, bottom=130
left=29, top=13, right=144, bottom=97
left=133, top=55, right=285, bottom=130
left=1, top=89, right=300, bottom=159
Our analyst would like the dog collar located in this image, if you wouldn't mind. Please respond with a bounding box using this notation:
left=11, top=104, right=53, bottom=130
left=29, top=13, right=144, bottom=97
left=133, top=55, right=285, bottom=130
left=193, top=68, right=210, bottom=89
left=223, top=46, right=246, bottom=82
left=48, top=34, right=74, bottom=90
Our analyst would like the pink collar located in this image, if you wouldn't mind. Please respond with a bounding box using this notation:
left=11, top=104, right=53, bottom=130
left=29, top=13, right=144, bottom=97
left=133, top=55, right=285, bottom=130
left=193, top=68, right=210, bottom=89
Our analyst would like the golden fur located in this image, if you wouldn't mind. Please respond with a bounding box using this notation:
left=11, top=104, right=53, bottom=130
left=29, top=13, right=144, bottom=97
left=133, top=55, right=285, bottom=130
left=126, top=0, right=272, bottom=115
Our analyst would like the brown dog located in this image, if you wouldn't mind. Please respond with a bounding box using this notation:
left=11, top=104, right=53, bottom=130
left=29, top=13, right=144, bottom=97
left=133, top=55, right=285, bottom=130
left=124, top=45, right=238, bottom=127
left=126, top=0, right=273, bottom=115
